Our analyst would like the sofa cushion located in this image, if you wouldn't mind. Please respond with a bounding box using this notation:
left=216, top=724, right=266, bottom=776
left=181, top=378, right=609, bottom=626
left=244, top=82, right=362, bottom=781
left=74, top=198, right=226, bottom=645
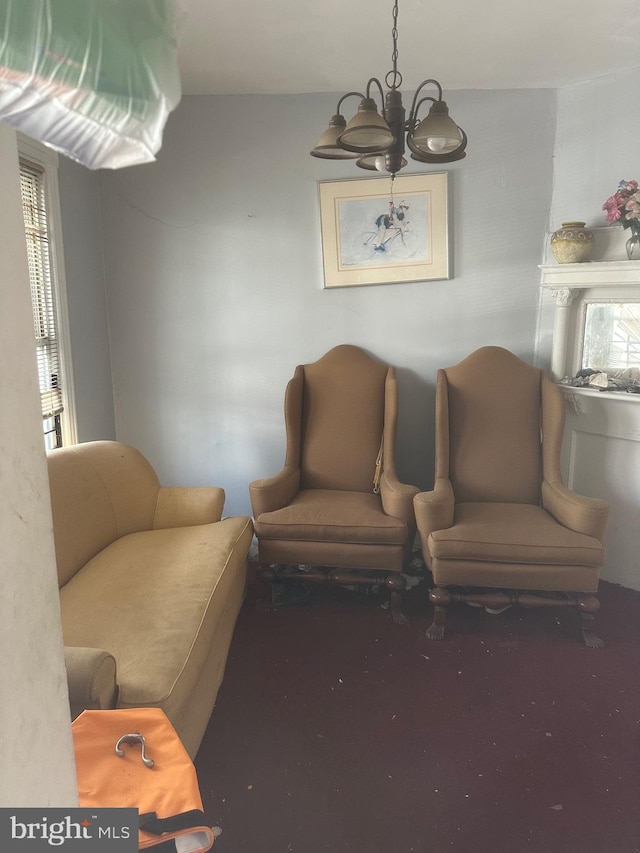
left=60, top=516, right=253, bottom=720
left=254, top=488, right=407, bottom=545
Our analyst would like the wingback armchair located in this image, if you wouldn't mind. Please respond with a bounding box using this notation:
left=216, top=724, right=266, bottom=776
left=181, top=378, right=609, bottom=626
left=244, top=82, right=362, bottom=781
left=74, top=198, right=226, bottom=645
left=250, top=345, right=419, bottom=622
left=414, top=347, right=609, bottom=646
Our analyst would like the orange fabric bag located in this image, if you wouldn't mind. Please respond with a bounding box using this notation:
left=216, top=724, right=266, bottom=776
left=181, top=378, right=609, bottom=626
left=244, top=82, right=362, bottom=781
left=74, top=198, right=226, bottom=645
left=72, top=708, right=216, bottom=852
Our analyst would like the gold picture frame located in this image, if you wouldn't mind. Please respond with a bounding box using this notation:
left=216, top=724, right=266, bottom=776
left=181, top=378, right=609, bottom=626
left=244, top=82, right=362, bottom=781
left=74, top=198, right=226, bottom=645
left=318, top=172, right=450, bottom=288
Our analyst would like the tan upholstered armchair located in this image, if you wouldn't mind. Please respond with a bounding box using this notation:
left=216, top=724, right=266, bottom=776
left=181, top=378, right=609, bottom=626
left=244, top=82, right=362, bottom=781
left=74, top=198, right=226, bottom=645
left=250, top=345, right=419, bottom=622
left=414, top=347, right=609, bottom=646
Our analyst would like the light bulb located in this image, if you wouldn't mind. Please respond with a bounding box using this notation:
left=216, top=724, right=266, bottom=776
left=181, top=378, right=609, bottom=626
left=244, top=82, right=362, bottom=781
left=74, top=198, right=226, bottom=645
left=427, top=137, right=448, bottom=152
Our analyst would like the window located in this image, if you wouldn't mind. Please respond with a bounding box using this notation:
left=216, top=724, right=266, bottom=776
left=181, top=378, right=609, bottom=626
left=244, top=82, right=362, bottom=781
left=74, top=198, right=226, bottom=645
left=18, top=137, right=76, bottom=449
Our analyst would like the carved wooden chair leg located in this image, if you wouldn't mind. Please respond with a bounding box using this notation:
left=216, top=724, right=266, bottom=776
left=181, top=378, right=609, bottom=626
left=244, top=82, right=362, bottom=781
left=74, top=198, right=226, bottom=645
left=386, top=574, right=408, bottom=625
left=389, top=590, right=407, bottom=625
left=579, top=612, right=603, bottom=648
left=576, top=595, right=603, bottom=648
left=427, top=587, right=451, bottom=639
left=427, top=604, right=446, bottom=640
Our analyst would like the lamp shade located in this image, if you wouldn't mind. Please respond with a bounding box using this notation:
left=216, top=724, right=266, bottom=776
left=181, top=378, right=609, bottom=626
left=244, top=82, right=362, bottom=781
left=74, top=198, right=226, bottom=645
left=310, top=114, right=360, bottom=159
left=338, top=98, right=394, bottom=154
left=408, top=100, right=463, bottom=156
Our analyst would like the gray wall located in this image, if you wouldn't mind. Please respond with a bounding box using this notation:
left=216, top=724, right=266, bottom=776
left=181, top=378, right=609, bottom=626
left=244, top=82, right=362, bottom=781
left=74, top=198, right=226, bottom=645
left=550, top=67, right=640, bottom=233
left=59, top=74, right=640, bottom=517
left=94, top=88, right=556, bottom=515
left=58, top=158, right=116, bottom=441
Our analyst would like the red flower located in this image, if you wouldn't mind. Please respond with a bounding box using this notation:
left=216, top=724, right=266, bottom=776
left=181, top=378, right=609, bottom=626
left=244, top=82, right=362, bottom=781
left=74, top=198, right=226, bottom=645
left=603, top=180, right=640, bottom=228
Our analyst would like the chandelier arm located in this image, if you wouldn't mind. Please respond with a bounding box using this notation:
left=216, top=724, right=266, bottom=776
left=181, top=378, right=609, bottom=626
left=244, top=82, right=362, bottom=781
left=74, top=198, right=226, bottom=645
left=407, top=96, right=437, bottom=129
left=365, top=77, right=386, bottom=115
left=336, top=91, right=367, bottom=114
left=407, top=79, right=444, bottom=124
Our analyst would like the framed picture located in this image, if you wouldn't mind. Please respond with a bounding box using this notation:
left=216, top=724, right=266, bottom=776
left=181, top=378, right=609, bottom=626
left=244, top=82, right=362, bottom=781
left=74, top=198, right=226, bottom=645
left=318, top=172, right=450, bottom=289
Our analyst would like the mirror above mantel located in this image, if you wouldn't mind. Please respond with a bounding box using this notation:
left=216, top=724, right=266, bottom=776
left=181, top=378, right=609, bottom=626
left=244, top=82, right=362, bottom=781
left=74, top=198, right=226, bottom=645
left=539, top=259, right=640, bottom=391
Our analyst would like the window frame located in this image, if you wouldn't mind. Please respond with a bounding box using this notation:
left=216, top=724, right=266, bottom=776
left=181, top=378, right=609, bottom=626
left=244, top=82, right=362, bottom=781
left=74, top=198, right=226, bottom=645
left=18, top=134, right=77, bottom=448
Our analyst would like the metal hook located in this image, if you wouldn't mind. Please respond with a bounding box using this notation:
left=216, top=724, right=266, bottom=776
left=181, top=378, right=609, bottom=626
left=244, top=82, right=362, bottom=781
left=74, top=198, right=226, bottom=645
left=115, top=733, right=154, bottom=768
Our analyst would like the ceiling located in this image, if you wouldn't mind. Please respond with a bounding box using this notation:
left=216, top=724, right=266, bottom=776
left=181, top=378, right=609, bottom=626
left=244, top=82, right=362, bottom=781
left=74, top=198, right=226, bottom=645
left=175, top=0, right=640, bottom=96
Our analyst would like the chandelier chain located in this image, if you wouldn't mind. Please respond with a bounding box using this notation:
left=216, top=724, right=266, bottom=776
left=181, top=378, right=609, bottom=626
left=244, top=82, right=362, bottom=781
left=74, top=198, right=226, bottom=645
left=386, top=0, right=402, bottom=90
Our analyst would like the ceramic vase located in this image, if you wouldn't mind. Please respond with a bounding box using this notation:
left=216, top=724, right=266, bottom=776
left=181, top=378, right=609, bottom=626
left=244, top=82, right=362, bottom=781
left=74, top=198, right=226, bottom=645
left=550, top=221, right=594, bottom=264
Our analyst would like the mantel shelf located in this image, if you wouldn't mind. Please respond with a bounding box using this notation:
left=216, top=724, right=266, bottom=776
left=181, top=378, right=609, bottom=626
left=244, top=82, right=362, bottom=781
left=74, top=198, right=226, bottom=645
left=559, top=385, right=640, bottom=404
left=540, top=260, right=640, bottom=288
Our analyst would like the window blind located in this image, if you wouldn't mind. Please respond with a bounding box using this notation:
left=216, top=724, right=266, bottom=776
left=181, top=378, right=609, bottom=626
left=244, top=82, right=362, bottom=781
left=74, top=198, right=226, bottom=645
left=19, top=159, right=64, bottom=419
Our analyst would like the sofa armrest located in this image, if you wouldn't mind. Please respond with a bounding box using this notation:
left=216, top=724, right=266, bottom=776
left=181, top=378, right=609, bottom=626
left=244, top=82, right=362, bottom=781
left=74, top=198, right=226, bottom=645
left=413, top=478, right=455, bottom=564
left=542, top=480, right=609, bottom=542
left=64, top=647, right=117, bottom=720
left=153, top=486, right=225, bottom=529
left=249, top=466, right=300, bottom=517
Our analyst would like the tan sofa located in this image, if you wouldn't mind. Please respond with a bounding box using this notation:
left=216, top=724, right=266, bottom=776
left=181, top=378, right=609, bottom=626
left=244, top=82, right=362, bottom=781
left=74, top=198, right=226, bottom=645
left=47, top=440, right=253, bottom=757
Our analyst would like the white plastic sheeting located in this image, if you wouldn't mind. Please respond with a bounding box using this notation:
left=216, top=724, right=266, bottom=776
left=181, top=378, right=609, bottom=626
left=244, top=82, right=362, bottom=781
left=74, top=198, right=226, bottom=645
left=0, top=0, right=181, bottom=169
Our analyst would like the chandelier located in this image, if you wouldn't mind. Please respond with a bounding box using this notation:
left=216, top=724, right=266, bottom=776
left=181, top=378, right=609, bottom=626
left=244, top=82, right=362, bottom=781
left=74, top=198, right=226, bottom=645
left=310, top=0, right=467, bottom=177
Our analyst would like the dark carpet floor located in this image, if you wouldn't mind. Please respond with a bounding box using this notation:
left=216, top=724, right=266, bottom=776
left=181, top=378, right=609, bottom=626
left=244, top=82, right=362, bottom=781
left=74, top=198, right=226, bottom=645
left=195, top=566, right=640, bottom=853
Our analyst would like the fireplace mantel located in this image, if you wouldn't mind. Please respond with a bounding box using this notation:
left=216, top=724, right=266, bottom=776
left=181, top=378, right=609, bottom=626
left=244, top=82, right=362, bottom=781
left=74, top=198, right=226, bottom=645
left=539, top=260, right=640, bottom=382
left=540, top=263, right=640, bottom=592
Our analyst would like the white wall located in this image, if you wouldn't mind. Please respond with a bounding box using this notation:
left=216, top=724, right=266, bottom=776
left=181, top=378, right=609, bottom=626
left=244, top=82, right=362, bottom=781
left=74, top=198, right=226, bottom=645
left=97, top=89, right=556, bottom=514
left=0, top=124, right=78, bottom=806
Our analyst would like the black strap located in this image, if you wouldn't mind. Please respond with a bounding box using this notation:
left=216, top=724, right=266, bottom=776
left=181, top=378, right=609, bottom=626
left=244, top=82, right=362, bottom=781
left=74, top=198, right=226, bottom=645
left=139, top=809, right=206, bottom=836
